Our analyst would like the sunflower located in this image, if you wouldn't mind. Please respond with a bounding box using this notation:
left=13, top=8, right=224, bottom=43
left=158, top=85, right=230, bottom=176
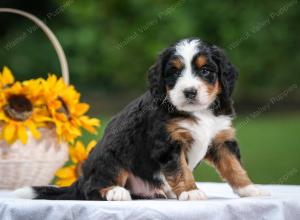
left=0, top=66, right=14, bottom=89
left=0, top=81, right=48, bottom=144
left=41, top=74, right=100, bottom=143
left=55, top=140, right=97, bottom=186
left=0, top=68, right=100, bottom=145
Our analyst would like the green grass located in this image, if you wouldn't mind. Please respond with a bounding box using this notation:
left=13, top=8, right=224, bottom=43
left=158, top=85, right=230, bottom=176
left=82, top=113, right=300, bottom=185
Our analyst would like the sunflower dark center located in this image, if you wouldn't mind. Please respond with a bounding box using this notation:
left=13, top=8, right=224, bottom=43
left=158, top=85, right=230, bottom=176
left=4, top=94, right=33, bottom=121
left=3, top=84, right=13, bottom=89
left=57, top=97, right=71, bottom=120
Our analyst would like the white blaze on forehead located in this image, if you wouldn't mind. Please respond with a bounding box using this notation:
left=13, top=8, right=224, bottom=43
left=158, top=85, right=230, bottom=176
left=175, top=39, right=200, bottom=64
left=174, top=39, right=201, bottom=88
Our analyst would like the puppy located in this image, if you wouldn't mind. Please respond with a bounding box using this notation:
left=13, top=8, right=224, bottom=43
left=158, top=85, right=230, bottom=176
left=15, top=38, right=269, bottom=201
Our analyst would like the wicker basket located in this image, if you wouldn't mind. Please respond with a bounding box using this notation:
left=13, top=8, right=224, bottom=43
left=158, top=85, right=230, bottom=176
left=0, top=8, right=70, bottom=190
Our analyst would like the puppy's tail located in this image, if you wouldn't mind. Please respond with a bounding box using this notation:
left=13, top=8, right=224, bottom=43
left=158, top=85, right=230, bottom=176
left=13, top=181, right=84, bottom=200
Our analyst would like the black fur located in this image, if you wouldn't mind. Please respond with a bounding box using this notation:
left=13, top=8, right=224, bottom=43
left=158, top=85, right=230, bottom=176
left=206, top=140, right=241, bottom=164
left=224, top=140, right=241, bottom=161
left=148, top=48, right=175, bottom=104
left=210, top=45, right=238, bottom=116
left=30, top=38, right=240, bottom=200
left=33, top=181, right=84, bottom=200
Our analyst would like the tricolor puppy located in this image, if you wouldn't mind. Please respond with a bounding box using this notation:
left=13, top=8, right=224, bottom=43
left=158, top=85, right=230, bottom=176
left=15, top=38, right=269, bottom=201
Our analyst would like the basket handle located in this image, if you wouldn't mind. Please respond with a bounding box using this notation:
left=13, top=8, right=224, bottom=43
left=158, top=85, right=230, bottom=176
left=0, top=8, right=69, bottom=84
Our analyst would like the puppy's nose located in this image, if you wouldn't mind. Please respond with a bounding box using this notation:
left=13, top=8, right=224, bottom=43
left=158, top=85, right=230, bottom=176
left=183, top=88, right=197, bottom=99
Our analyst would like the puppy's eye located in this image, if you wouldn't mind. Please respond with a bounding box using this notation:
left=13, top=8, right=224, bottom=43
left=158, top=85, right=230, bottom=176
left=201, top=69, right=211, bottom=77
left=174, top=69, right=181, bottom=75
left=167, top=67, right=181, bottom=76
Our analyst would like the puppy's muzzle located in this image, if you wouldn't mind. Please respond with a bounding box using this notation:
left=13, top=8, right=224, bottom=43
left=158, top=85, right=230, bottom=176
left=183, top=88, right=197, bottom=100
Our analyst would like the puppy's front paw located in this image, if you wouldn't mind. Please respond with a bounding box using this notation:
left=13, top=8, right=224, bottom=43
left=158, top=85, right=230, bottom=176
left=178, top=189, right=208, bottom=201
left=234, top=184, right=271, bottom=197
left=106, top=186, right=132, bottom=201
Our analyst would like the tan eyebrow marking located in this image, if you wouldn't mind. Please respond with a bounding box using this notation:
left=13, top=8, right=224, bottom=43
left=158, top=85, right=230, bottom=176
left=195, top=55, right=207, bottom=68
left=171, top=57, right=184, bottom=70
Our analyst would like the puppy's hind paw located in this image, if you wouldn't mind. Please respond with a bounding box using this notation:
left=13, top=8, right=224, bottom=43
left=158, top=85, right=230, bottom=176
left=234, top=184, right=271, bottom=197
left=178, top=189, right=208, bottom=201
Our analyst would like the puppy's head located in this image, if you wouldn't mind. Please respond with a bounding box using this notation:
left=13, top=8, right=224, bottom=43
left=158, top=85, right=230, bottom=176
left=148, top=38, right=238, bottom=115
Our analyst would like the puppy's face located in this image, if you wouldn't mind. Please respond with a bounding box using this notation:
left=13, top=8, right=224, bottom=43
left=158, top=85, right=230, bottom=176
left=164, top=39, right=220, bottom=112
left=148, top=38, right=238, bottom=114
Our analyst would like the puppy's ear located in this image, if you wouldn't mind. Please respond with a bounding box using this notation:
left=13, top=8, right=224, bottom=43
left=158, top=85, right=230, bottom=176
left=148, top=48, right=172, bottom=103
left=211, top=45, right=239, bottom=115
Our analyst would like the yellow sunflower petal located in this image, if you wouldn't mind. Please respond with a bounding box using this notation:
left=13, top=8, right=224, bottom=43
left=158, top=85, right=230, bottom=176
left=79, top=116, right=100, bottom=134
left=47, top=74, right=58, bottom=88
left=82, top=116, right=100, bottom=126
left=74, top=103, right=90, bottom=115
left=66, top=122, right=82, bottom=135
left=3, top=123, right=17, bottom=143
left=74, top=141, right=87, bottom=162
left=55, top=165, right=76, bottom=179
left=82, top=124, right=97, bottom=134
left=2, top=66, right=15, bottom=85
left=65, top=133, right=76, bottom=143
left=55, top=121, right=63, bottom=136
left=69, top=147, right=78, bottom=163
left=52, top=100, right=62, bottom=109
left=0, top=111, right=7, bottom=121
left=56, top=113, right=68, bottom=121
left=17, top=125, right=28, bottom=144
left=87, top=140, right=97, bottom=154
left=33, top=114, right=51, bottom=123
left=55, top=178, right=77, bottom=187
left=26, top=121, right=41, bottom=139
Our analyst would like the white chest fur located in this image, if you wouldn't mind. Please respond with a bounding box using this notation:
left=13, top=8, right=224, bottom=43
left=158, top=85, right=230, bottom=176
left=178, top=110, right=232, bottom=170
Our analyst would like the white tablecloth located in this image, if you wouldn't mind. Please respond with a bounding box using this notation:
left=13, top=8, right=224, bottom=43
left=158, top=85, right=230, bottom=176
left=0, top=183, right=299, bottom=220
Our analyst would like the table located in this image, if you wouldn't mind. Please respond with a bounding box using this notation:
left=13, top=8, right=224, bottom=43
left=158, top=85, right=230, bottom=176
left=0, top=183, right=299, bottom=220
